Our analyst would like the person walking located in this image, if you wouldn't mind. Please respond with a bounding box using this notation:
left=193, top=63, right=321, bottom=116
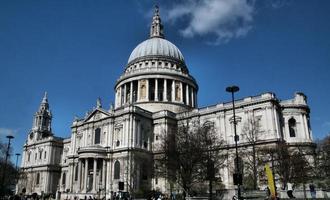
left=286, top=182, right=295, bottom=199
left=309, top=183, right=316, bottom=200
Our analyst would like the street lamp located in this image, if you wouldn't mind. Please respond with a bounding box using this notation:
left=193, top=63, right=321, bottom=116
left=15, top=153, right=21, bottom=170
left=1, top=135, right=15, bottom=195
left=226, top=86, right=241, bottom=200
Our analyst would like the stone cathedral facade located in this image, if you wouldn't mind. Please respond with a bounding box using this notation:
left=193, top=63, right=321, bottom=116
left=18, top=7, right=315, bottom=199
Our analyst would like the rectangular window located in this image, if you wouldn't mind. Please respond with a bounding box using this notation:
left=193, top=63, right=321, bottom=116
left=95, top=128, right=101, bottom=144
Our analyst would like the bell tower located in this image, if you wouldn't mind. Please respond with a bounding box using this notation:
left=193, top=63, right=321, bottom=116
left=32, top=92, right=52, bottom=136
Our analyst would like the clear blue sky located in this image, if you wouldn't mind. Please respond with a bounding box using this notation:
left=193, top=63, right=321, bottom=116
left=1, top=0, right=329, bottom=165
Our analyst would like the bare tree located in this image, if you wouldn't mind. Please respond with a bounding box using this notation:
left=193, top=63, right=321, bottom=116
left=241, top=118, right=262, bottom=190
left=159, top=118, right=226, bottom=199
left=0, top=138, right=19, bottom=196
left=289, top=147, right=313, bottom=199
left=315, top=134, right=330, bottom=188
left=165, top=119, right=202, bottom=197
left=125, top=152, right=152, bottom=198
left=259, top=141, right=315, bottom=198
left=257, top=141, right=291, bottom=197
left=199, top=121, right=226, bottom=199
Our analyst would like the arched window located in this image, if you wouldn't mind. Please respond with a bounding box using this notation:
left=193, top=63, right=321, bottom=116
left=95, top=128, right=101, bottom=144
left=36, top=173, right=40, bottom=185
left=62, top=172, right=66, bottom=185
left=289, top=118, right=296, bottom=137
left=114, top=161, right=120, bottom=179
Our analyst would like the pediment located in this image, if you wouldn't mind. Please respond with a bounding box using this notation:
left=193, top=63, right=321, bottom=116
left=84, top=108, right=111, bottom=123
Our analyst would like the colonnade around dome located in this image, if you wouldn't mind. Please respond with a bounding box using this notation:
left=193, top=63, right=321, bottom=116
left=115, top=77, right=197, bottom=110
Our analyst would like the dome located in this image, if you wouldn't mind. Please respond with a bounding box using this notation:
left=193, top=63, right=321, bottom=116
left=128, top=37, right=185, bottom=64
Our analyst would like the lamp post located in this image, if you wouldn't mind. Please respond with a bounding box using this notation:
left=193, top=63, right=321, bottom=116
left=1, top=135, right=15, bottom=195
left=15, top=153, right=21, bottom=170
left=226, top=86, right=241, bottom=200
left=14, top=153, right=21, bottom=195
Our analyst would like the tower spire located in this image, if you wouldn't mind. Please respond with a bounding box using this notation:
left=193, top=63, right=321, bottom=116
left=42, top=91, right=48, bottom=103
left=150, top=5, right=164, bottom=38
left=40, top=91, right=49, bottom=110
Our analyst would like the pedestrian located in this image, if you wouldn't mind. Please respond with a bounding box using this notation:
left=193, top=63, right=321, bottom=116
left=309, top=183, right=316, bottom=199
left=286, top=182, right=295, bottom=199
left=265, top=186, right=271, bottom=200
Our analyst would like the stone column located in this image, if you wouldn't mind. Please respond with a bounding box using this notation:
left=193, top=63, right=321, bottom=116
left=180, top=82, right=183, bottom=103
left=81, top=159, right=84, bottom=191
left=155, top=79, right=158, bottom=101
left=130, top=82, right=133, bottom=103
left=172, top=80, right=175, bottom=102
left=93, top=158, right=97, bottom=192
left=119, top=86, right=123, bottom=107
left=194, top=90, right=197, bottom=107
left=191, top=88, right=194, bottom=107
left=115, top=89, right=119, bottom=108
left=137, top=81, right=140, bottom=101
left=102, top=159, right=106, bottom=190
left=123, top=84, right=127, bottom=104
left=273, top=108, right=280, bottom=139
left=146, top=79, right=149, bottom=101
left=186, top=84, right=189, bottom=106
left=69, top=162, right=73, bottom=192
left=264, top=107, right=270, bottom=134
left=84, top=158, right=88, bottom=192
left=303, top=114, right=311, bottom=140
left=301, top=114, right=308, bottom=139
left=164, top=79, right=167, bottom=101
left=77, top=159, right=82, bottom=191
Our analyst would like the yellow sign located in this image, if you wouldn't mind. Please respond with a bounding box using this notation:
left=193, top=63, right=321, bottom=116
left=265, top=164, right=276, bottom=198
